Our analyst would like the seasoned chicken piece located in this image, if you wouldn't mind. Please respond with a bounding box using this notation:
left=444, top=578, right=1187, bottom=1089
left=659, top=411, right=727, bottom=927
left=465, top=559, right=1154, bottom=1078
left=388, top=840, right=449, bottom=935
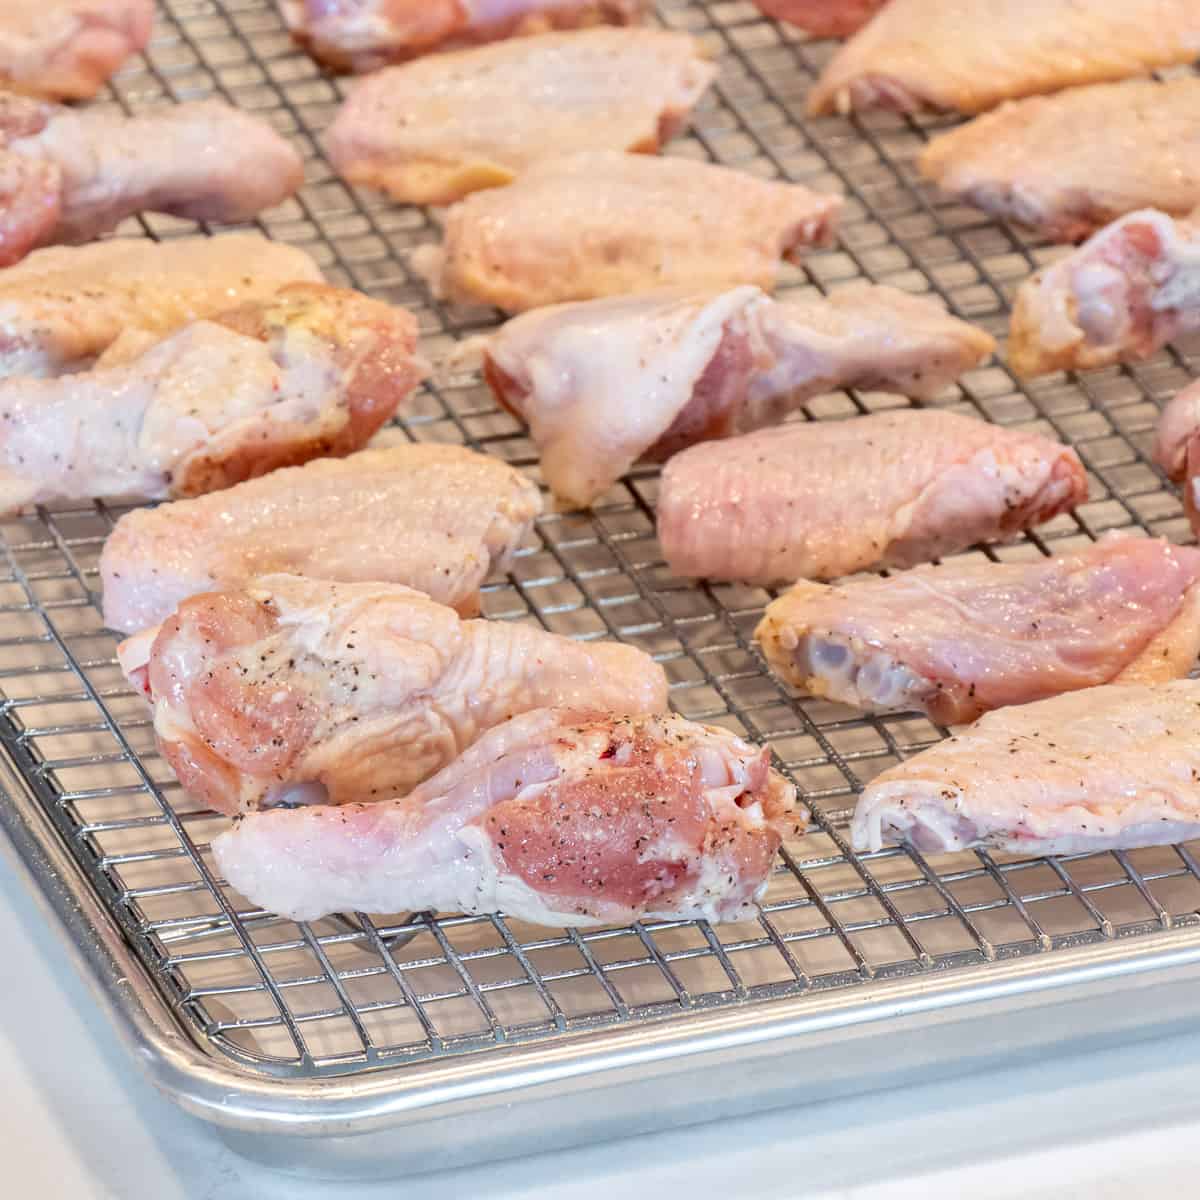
left=853, top=680, right=1200, bottom=855
left=326, top=29, right=715, bottom=206
left=756, top=537, right=1200, bottom=724
left=100, top=444, right=542, bottom=634
left=0, top=96, right=304, bottom=268
left=658, top=411, right=1086, bottom=586
left=0, top=234, right=323, bottom=381
left=122, top=575, right=668, bottom=815
left=486, top=283, right=993, bottom=508
left=283, top=0, right=647, bottom=73
left=0, top=155, right=59, bottom=267
left=213, top=708, right=803, bottom=926
left=807, top=0, right=1200, bottom=117
left=1156, top=380, right=1200, bottom=483
left=0, top=0, right=152, bottom=101
left=752, top=0, right=885, bottom=38
left=920, top=79, right=1200, bottom=243
left=1154, top=381, right=1200, bottom=534
left=1008, top=209, right=1200, bottom=380
left=412, top=152, right=842, bottom=313
left=0, top=285, right=422, bottom=513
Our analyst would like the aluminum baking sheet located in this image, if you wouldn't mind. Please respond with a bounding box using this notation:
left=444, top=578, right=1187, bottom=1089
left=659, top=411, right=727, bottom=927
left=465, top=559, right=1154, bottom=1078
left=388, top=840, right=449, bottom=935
left=3, top=0, right=1200, bottom=1178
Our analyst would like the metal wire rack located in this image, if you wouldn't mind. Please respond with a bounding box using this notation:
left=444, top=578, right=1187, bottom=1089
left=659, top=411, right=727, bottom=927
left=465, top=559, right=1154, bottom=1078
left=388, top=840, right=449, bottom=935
left=4, top=0, right=1200, bottom=1082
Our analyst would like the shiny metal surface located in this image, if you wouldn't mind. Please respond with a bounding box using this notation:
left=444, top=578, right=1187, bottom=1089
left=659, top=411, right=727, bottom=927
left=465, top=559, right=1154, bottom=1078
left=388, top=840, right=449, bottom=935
left=2, top=0, right=1200, bottom=1178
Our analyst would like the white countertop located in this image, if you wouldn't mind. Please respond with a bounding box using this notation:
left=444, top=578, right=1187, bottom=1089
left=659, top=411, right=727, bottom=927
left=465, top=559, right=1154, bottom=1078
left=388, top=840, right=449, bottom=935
left=3, top=863, right=1200, bottom=1200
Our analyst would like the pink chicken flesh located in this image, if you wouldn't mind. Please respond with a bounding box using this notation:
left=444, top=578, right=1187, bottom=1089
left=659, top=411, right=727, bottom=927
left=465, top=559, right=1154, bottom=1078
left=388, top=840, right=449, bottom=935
left=212, top=708, right=804, bottom=927
left=0, top=234, right=323, bottom=380
left=0, top=95, right=304, bottom=268
left=756, top=536, right=1200, bottom=724
left=1009, top=209, right=1200, bottom=379
left=753, top=0, right=885, bottom=39
left=0, top=284, right=423, bottom=513
left=99, top=444, right=543, bottom=634
left=121, top=574, right=669, bottom=816
left=282, top=0, right=648, bottom=73
left=485, top=283, right=994, bottom=508
left=325, top=29, right=715, bottom=206
left=412, top=151, right=842, bottom=314
left=1154, top=381, right=1200, bottom=536
left=0, top=0, right=153, bottom=102
left=920, top=79, right=1200, bottom=243
left=853, top=680, right=1200, bottom=856
left=658, top=410, right=1087, bottom=586
left=807, top=0, right=1200, bottom=117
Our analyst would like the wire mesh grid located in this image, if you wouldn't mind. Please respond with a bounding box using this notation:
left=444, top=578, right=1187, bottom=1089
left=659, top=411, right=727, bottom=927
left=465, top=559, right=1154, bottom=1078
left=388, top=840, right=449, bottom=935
left=4, top=0, right=1200, bottom=1076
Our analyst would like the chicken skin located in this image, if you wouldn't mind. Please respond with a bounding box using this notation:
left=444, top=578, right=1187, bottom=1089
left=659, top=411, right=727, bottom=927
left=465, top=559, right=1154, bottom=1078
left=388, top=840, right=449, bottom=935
left=920, top=79, right=1200, bottom=243
left=757, top=537, right=1200, bottom=724
left=0, top=95, right=304, bottom=267
left=1008, top=209, right=1200, bottom=379
left=658, top=411, right=1087, bottom=586
left=0, top=0, right=152, bottom=101
left=283, top=0, right=647, bottom=73
left=752, top=0, right=885, bottom=39
left=325, top=29, right=715, bottom=206
left=808, top=0, right=1200, bottom=117
left=0, top=234, right=323, bottom=380
left=485, top=283, right=993, bottom=508
left=213, top=708, right=803, bottom=927
left=121, top=574, right=669, bottom=816
left=1153, top=381, right=1200, bottom=535
left=0, top=284, right=423, bottom=513
left=854, top=680, right=1200, bottom=856
left=1156, top=380, right=1200, bottom=483
left=100, top=444, right=543, bottom=633
left=412, top=152, right=842, bottom=313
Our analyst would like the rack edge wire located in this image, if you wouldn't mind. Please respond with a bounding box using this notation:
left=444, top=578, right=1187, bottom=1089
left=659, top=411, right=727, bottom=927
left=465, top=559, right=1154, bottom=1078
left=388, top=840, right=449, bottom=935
left=0, top=0, right=1199, bottom=1169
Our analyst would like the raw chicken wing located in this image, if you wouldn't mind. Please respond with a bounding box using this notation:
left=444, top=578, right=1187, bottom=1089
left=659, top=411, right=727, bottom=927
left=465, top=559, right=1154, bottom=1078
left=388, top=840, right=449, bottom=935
left=0, top=96, right=304, bottom=267
left=325, top=29, right=715, bottom=206
left=413, top=152, right=842, bottom=313
left=1153, top=380, right=1200, bottom=535
left=283, top=0, right=647, bottom=73
left=658, top=411, right=1086, bottom=585
left=0, top=284, right=422, bottom=512
left=124, top=575, right=668, bottom=815
left=213, top=708, right=804, bottom=926
left=1008, top=209, right=1200, bottom=379
left=0, top=0, right=152, bottom=101
left=853, top=680, right=1200, bottom=855
left=100, top=444, right=543, bottom=633
left=1156, top=380, right=1200, bottom=483
left=756, top=537, right=1200, bottom=724
left=920, top=79, right=1200, bottom=243
left=486, top=283, right=994, bottom=508
left=752, top=0, right=885, bottom=38
left=0, top=154, right=58, bottom=267
left=0, top=234, right=323, bottom=380
left=808, top=0, right=1200, bottom=117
